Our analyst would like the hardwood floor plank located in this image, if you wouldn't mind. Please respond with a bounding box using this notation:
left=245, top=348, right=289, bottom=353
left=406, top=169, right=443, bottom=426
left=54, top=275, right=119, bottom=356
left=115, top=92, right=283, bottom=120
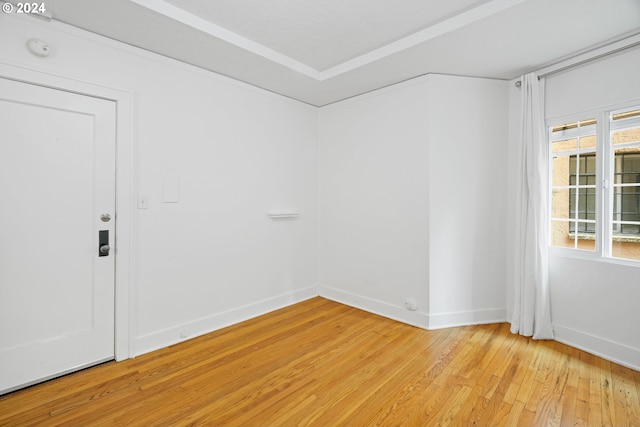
left=427, top=383, right=474, bottom=426
left=531, top=352, right=569, bottom=426
left=519, top=407, right=538, bottom=426
left=599, top=358, right=617, bottom=426
left=514, top=339, right=544, bottom=405
left=503, top=399, right=526, bottom=427
left=502, top=381, right=521, bottom=405
left=1, top=297, right=639, bottom=427
left=448, top=384, right=483, bottom=425
left=559, top=385, right=577, bottom=427
left=475, top=392, right=509, bottom=427
left=488, top=400, right=514, bottom=426
left=573, top=347, right=590, bottom=426
left=612, top=361, right=640, bottom=426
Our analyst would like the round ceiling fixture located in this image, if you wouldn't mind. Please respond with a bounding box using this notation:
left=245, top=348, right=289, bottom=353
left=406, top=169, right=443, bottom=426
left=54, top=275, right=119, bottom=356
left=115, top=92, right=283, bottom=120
left=26, top=39, right=50, bottom=57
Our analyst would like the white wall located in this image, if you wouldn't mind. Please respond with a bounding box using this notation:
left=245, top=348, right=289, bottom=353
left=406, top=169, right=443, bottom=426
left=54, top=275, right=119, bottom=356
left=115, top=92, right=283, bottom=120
left=545, top=47, right=640, bottom=119
left=0, top=14, right=318, bottom=356
left=318, top=79, right=431, bottom=326
left=318, top=74, right=509, bottom=328
left=426, top=75, right=508, bottom=328
left=507, top=46, right=640, bottom=369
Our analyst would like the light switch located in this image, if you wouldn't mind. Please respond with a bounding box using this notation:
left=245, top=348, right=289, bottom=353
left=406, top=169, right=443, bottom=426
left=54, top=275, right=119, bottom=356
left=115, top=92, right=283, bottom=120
left=137, top=195, right=148, bottom=209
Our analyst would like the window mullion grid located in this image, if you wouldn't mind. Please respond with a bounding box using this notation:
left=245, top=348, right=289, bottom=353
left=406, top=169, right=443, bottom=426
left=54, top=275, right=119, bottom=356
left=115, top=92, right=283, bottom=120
left=613, top=155, right=622, bottom=235
left=574, top=139, right=581, bottom=249
left=549, top=117, right=599, bottom=252
left=601, top=112, right=612, bottom=258
left=573, top=124, right=598, bottom=249
left=611, top=145, right=640, bottom=239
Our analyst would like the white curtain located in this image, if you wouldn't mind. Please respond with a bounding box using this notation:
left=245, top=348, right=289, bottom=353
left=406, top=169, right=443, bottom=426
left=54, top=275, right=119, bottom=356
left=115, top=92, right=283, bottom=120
left=510, top=73, right=554, bottom=339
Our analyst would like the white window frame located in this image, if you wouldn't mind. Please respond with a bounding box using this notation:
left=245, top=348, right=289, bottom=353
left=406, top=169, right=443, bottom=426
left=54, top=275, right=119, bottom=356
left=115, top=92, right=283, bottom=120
left=548, top=102, right=640, bottom=267
left=609, top=106, right=640, bottom=256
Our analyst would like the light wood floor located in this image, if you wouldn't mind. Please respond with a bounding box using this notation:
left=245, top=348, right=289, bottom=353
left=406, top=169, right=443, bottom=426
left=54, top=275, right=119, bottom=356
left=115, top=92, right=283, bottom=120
left=1, top=297, right=639, bottom=426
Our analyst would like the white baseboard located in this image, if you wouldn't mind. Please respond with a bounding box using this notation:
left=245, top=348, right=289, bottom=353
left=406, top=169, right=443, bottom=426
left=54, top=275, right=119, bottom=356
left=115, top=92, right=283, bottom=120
left=553, top=324, right=640, bottom=371
left=133, top=286, right=318, bottom=357
left=318, top=286, right=507, bottom=331
left=318, top=286, right=430, bottom=329
left=428, top=308, right=507, bottom=330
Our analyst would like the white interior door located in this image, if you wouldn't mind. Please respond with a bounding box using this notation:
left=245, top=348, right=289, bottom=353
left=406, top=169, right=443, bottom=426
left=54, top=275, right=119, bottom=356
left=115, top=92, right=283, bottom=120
left=0, top=78, right=116, bottom=394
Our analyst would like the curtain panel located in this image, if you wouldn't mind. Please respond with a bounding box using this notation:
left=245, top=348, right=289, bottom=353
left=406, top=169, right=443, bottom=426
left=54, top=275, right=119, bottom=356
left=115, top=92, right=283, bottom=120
left=510, top=73, right=554, bottom=340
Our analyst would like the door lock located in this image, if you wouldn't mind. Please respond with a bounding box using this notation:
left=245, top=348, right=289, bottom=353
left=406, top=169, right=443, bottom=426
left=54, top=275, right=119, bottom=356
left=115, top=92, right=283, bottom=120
left=98, top=230, right=110, bottom=257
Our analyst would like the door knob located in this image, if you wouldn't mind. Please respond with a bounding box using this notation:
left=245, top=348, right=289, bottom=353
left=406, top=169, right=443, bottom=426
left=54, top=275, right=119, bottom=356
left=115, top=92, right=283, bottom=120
left=99, top=244, right=110, bottom=255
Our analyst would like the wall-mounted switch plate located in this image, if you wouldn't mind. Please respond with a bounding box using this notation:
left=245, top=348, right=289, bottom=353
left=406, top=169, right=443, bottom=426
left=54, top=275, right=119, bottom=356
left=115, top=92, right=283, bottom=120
left=138, top=195, right=148, bottom=209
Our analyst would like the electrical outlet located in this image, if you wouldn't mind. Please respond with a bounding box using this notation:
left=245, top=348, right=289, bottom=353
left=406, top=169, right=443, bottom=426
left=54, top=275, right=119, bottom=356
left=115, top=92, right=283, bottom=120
left=404, top=297, right=418, bottom=311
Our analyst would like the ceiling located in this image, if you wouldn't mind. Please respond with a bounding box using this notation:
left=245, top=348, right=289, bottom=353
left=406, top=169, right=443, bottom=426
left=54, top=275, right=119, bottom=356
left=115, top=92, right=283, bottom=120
left=38, top=0, right=640, bottom=106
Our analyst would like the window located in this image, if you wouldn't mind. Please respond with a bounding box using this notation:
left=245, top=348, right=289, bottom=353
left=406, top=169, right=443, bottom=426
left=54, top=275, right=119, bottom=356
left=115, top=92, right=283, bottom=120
left=611, top=109, right=640, bottom=260
left=569, top=153, right=596, bottom=235
left=549, top=107, right=640, bottom=262
left=550, top=118, right=597, bottom=251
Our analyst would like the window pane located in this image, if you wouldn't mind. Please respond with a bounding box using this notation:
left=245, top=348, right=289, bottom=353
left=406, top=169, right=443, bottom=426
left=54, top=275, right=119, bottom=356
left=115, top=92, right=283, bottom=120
left=620, top=193, right=639, bottom=217
left=552, top=138, right=577, bottom=153
left=622, top=173, right=639, bottom=184
left=552, top=188, right=571, bottom=219
left=577, top=188, right=596, bottom=220
left=613, top=129, right=640, bottom=145
left=576, top=236, right=596, bottom=251
left=612, top=111, right=640, bottom=145
left=617, top=152, right=640, bottom=178
left=578, top=175, right=596, bottom=185
left=614, top=194, right=640, bottom=218
left=620, top=223, right=640, bottom=234
left=612, top=151, right=640, bottom=233
left=611, top=230, right=640, bottom=261
left=585, top=155, right=596, bottom=173
left=551, top=156, right=571, bottom=186
left=579, top=134, right=596, bottom=149
left=551, top=220, right=595, bottom=251
left=572, top=220, right=596, bottom=251
left=612, top=109, right=640, bottom=121
left=551, top=220, right=575, bottom=248
left=551, top=118, right=596, bottom=133
left=610, top=110, right=640, bottom=261
left=612, top=243, right=640, bottom=261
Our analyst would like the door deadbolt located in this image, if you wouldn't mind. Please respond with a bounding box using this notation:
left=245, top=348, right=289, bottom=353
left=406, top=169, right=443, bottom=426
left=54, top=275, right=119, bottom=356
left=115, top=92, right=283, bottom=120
left=98, top=230, right=110, bottom=257
left=100, top=213, right=111, bottom=222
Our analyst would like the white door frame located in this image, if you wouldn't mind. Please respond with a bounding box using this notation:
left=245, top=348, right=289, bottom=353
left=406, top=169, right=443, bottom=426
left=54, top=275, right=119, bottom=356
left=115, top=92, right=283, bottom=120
left=0, top=62, right=134, bottom=361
